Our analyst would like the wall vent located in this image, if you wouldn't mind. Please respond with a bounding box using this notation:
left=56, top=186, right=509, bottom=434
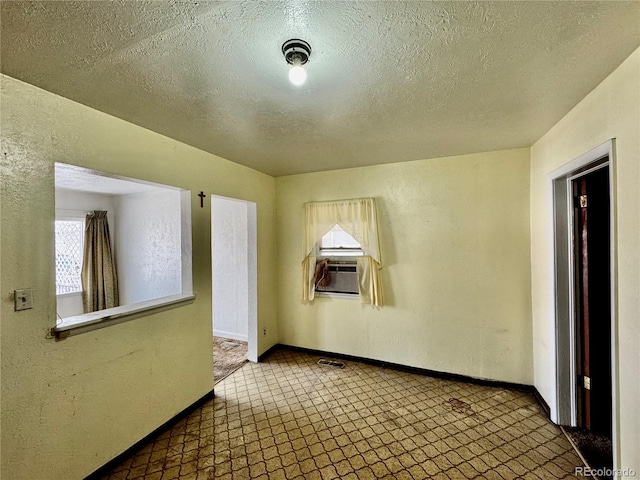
left=318, top=359, right=345, bottom=368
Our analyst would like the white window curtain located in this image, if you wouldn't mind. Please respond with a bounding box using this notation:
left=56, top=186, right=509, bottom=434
left=302, top=198, right=383, bottom=306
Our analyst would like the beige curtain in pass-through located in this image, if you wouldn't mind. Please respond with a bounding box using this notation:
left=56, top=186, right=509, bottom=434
left=81, top=211, right=119, bottom=313
left=302, top=198, right=383, bottom=306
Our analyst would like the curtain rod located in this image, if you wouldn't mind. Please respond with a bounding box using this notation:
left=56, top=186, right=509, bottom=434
left=303, top=197, right=375, bottom=206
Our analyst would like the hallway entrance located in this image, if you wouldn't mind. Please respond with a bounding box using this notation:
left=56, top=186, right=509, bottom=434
left=211, top=195, right=258, bottom=383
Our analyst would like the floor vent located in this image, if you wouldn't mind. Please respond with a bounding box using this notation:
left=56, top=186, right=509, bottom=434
left=318, top=359, right=345, bottom=368
left=222, top=341, right=241, bottom=348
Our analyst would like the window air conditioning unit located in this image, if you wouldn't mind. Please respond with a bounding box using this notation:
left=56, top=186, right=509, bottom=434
left=315, top=262, right=358, bottom=295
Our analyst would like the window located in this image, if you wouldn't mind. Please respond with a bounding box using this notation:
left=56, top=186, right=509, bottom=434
left=302, top=198, right=383, bottom=305
left=55, top=219, right=84, bottom=295
left=318, top=224, right=364, bottom=257
left=315, top=225, right=362, bottom=295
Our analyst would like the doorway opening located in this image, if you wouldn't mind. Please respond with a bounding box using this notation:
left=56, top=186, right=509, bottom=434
left=549, top=140, right=616, bottom=475
left=211, top=195, right=257, bottom=383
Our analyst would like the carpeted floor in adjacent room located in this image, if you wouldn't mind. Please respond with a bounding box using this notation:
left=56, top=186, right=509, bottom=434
left=563, top=426, right=612, bottom=480
left=213, top=337, right=248, bottom=384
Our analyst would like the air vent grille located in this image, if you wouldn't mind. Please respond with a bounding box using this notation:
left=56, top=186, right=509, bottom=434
left=318, top=359, right=345, bottom=368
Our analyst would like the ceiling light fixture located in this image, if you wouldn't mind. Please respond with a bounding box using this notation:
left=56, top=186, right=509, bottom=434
left=282, top=39, right=311, bottom=86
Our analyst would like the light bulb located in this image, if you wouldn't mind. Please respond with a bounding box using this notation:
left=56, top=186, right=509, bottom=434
left=288, top=65, right=307, bottom=86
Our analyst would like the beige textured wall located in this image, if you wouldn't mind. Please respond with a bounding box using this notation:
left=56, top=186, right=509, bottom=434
left=0, top=75, right=277, bottom=480
left=276, top=148, right=533, bottom=385
left=530, top=47, right=640, bottom=472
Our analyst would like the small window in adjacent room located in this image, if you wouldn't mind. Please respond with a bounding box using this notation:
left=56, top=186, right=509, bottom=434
left=54, top=219, right=84, bottom=295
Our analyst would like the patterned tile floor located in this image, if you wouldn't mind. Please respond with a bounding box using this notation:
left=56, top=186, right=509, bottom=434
left=97, top=348, right=586, bottom=479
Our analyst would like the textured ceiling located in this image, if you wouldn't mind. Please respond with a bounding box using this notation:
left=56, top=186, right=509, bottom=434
left=2, top=1, right=639, bottom=176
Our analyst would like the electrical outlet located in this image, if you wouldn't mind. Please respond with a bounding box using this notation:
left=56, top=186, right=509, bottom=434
left=263, top=328, right=267, bottom=336
left=14, top=289, right=33, bottom=311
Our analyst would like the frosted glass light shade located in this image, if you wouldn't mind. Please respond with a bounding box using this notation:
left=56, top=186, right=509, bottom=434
left=288, top=66, right=307, bottom=85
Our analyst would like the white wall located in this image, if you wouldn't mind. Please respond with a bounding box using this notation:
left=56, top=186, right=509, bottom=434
left=55, top=188, right=116, bottom=228
left=113, top=188, right=182, bottom=305
left=55, top=188, right=116, bottom=318
left=276, top=147, right=533, bottom=385
left=212, top=196, right=249, bottom=341
left=0, top=74, right=278, bottom=480
left=530, top=48, right=639, bottom=473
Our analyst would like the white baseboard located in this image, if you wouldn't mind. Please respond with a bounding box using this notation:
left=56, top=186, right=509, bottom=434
left=213, top=329, right=248, bottom=342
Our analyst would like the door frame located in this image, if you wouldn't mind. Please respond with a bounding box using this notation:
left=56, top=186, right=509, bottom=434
left=211, top=194, right=258, bottom=363
left=548, top=139, right=618, bottom=464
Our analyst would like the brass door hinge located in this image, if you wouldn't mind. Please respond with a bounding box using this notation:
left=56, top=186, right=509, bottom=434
left=583, top=375, right=591, bottom=390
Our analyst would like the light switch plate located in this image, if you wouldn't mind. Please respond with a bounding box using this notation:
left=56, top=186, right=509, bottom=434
left=14, top=289, right=33, bottom=311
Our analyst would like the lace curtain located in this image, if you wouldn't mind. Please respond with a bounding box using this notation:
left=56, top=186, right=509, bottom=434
left=302, top=198, right=383, bottom=306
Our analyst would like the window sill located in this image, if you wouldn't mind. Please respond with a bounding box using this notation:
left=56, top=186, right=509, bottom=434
left=56, top=291, right=82, bottom=299
left=52, top=293, right=196, bottom=339
left=315, top=292, right=359, bottom=300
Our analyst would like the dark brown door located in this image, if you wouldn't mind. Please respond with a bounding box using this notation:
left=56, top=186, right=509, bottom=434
left=573, top=166, right=611, bottom=437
